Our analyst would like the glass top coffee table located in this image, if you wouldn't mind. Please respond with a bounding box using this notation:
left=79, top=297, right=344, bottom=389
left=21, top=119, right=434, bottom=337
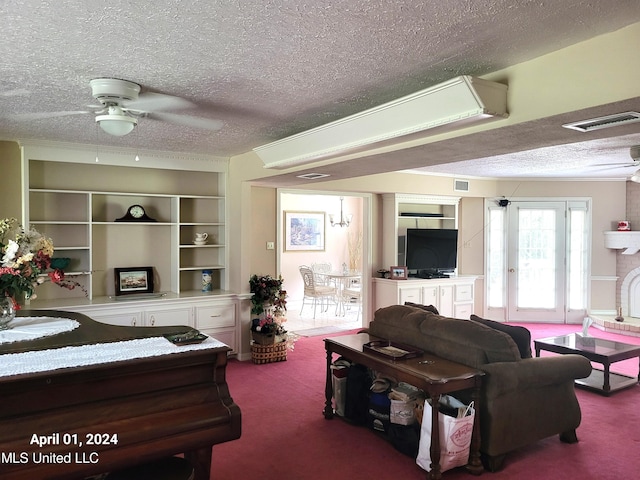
left=534, top=333, right=640, bottom=395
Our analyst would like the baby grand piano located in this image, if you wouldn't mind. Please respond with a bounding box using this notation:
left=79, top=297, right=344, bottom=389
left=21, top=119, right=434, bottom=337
left=0, top=310, right=241, bottom=480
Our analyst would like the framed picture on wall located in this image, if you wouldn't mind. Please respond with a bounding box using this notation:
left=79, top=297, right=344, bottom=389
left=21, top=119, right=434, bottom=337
left=115, top=266, right=154, bottom=295
left=389, top=266, right=408, bottom=280
left=284, top=211, right=326, bottom=251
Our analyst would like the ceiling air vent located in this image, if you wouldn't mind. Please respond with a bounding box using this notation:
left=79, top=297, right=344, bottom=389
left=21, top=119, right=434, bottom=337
left=296, top=173, right=330, bottom=180
left=562, top=111, right=640, bottom=132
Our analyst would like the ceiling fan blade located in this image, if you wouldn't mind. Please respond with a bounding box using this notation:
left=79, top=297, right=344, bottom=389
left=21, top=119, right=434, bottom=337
left=592, top=162, right=638, bottom=167
left=8, top=111, right=89, bottom=121
left=149, top=112, right=224, bottom=131
left=123, top=93, right=193, bottom=112
left=591, top=163, right=640, bottom=171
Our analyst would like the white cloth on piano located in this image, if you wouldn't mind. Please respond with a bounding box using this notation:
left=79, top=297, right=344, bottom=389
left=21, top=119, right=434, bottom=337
left=0, top=335, right=227, bottom=377
left=0, top=316, right=80, bottom=344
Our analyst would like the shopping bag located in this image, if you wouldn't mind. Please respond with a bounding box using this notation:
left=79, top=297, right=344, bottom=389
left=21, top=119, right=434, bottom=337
left=416, top=395, right=475, bottom=473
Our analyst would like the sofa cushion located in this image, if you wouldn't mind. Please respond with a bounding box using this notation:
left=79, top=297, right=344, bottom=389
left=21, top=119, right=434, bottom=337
left=404, top=302, right=439, bottom=315
left=371, top=305, right=521, bottom=369
left=369, top=305, right=426, bottom=346
left=469, top=315, right=532, bottom=359
left=417, top=312, right=521, bottom=368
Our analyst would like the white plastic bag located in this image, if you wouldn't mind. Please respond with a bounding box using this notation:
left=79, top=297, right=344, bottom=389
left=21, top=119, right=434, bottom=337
left=416, top=396, right=475, bottom=473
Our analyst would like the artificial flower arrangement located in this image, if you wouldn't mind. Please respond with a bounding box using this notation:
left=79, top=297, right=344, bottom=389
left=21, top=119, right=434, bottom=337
left=251, top=313, right=287, bottom=337
left=249, top=274, right=287, bottom=316
left=249, top=274, right=297, bottom=349
left=0, top=217, right=87, bottom=309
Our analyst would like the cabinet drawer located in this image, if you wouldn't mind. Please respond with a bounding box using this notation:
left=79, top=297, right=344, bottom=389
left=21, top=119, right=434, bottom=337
left=455, top=284, right=473, bottom=302
left=195, top=304, right=236, bottom=329
left=146, top=307, right=192, bottom=327
left=203, top=329, right=236, bottom=352
left=454, top=303, right=473, bottom=319
left=399, top=287, right=421, bottom=304
left=89, top=310, right=143, bottom=327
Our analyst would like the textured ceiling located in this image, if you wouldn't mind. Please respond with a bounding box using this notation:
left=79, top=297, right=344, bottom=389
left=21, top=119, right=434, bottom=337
left=1, top=0, right=640, bottom=182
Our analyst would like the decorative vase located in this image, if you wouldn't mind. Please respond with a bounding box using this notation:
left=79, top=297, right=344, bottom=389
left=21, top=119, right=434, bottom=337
left=202, top=269, right=213, bottom=292
left=0, top=297, right=16, bottom=330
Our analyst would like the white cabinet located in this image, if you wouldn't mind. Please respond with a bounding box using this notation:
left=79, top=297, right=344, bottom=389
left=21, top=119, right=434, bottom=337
left=68, top=295, right=239, bottom=354
left=374, top=277, right=476, bottom=318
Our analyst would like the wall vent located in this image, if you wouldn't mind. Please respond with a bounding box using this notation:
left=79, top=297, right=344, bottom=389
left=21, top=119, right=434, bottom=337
left=562, top=111, right=640, bottom=132
left=454, top=179, right=470, bottom=192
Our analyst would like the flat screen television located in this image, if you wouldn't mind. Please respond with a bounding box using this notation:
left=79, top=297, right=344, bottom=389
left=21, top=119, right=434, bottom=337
left=405, top=228, right=458, bottom=278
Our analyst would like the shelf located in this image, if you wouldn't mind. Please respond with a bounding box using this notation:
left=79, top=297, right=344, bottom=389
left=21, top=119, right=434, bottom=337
left=603, top=231, right=640, bottom=255
left=91, top=222, right=176, bottom=226
left=382, top=193, right=460, bottom=269
left=180, top=244, right=224, bottom=248
left=179, top=222, right=225, bottom=226
left=399, top=216, right=456, bottom=220
left=179, top=266, right=225, bottom=271
left=30, top=221, right=90, bottom=225
left=27, top=160, right=227, bottom=299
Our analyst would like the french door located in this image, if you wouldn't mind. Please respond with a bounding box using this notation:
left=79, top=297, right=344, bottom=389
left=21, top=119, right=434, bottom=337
left=486, top=199, right=589, bottom=324
left=507, top=202, right=566, bottom=322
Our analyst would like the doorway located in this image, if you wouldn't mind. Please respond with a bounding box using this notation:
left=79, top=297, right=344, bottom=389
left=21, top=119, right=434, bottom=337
left=277, top=191, right=370, bottom=333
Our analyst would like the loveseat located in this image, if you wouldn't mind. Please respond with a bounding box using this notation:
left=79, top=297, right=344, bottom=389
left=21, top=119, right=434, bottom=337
left=367, top=304, right=592, bottom=471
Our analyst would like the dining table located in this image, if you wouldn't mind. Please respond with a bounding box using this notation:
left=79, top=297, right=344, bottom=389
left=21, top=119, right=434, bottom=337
left=322, top=271, right=362, bottom=316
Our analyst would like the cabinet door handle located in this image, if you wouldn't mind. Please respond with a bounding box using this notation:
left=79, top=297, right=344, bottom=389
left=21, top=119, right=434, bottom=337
left=132, top=317, right=137, bottom=326
left=150, top=315, right=155, bottom=326
left=210, top=314, right=222, bottom=317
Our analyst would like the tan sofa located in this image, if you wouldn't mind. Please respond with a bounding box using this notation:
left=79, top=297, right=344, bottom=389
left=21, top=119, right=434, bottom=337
left=368, top=304, right=592, bottom=471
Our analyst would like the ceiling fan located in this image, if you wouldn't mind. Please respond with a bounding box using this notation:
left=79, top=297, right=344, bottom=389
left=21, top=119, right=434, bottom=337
left=591, top=145, right=640, bottom=176
left=10, top=78, right=224, bottom=136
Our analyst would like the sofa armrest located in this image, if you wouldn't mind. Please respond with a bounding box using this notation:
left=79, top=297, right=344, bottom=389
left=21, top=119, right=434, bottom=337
left=482, top=354, right=592, bottom=398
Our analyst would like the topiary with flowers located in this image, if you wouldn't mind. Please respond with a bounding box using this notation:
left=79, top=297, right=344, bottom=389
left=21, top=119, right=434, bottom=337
left=0, top=218, right=86, bottom=309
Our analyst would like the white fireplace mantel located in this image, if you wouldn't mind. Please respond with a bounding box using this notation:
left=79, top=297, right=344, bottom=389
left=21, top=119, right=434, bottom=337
left=603, top=231, right=640, bottom=255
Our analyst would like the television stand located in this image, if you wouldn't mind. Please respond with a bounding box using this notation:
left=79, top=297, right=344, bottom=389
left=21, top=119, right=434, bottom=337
left=373, top=275, right=477, bottom=317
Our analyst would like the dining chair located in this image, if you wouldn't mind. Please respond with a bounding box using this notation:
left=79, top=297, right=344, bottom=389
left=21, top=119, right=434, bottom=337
left=343, top=283, right=362, bottom=321
left=299, top=265, right=336, bottom=318
left=311, top=262, right=333, bottom=286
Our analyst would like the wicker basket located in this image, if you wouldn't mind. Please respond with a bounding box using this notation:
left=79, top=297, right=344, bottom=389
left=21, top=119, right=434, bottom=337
left=251, top=331, right=287, bottom=345
left=251, top=342, right=288, bottom=364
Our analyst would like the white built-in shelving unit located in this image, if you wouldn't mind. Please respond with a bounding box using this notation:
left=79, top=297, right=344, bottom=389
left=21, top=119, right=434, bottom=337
left=18, top=143, right=241, bottom=353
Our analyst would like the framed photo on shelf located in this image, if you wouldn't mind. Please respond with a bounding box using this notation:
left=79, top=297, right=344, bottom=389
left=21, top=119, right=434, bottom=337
left=284, top=211, right=326, bottom=251
left=389, top=266, right=408, bottom=280
left=114, top=266, right=154, bottom=296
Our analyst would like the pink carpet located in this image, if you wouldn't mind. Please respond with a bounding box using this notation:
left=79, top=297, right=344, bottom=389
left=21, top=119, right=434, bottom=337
left=210, top=324, right=640, bottom=479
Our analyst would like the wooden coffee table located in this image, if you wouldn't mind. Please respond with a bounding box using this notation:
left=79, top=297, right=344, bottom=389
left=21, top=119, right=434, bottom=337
left=534, top=333, right=640, bottom=395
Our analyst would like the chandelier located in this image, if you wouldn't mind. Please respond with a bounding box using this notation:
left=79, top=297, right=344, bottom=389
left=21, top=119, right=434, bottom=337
left=329, top=197, right=352, bottom=227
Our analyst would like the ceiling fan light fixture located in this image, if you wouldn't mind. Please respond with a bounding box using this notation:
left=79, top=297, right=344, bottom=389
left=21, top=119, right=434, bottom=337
left=95, top=113, right=137, bottom=136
